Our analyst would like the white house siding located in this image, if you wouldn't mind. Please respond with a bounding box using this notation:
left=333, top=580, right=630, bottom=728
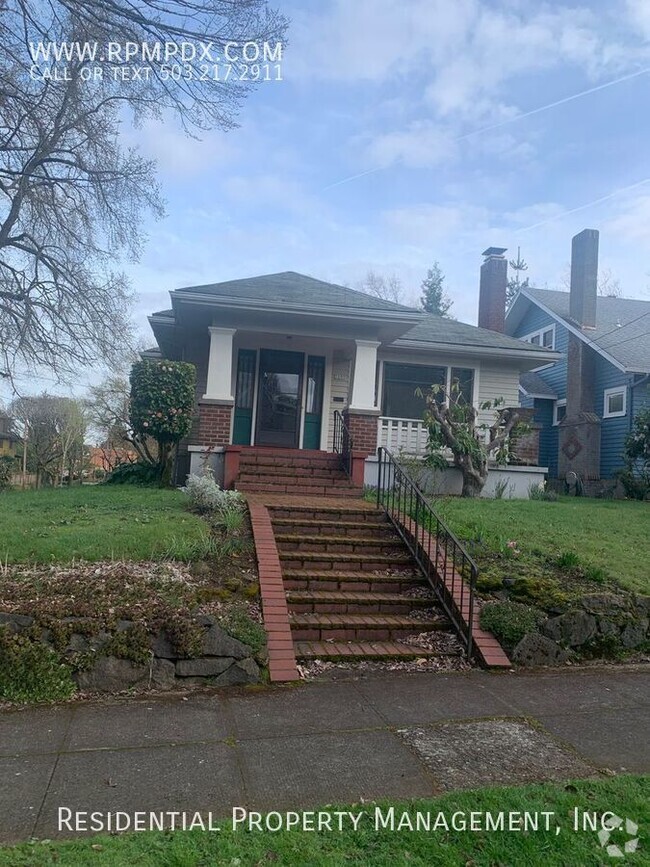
left=326, top=352, right=351, bottom=450
left=475, top=362, right=522, bottom=429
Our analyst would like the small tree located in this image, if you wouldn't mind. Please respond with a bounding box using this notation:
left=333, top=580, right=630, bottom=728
left=618, top=407, right=650, bottom=500
left=129, top=360, right=196, bottom=486
left=422, top=384, right=522, bottom=497
left=420, top=263, right=453, bottom=317
left=506, top=247, right=530, bottom=307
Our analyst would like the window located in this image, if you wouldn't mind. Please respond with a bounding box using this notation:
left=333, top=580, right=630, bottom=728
left=603, top=386, right=627, bottom=419
left=553, top=399, right=566, bottom=426
left=522, top=325, right=555, bottom=350
left=382, top=363, right=445, bottom=419
left=382, top=363, right=475, bottom=419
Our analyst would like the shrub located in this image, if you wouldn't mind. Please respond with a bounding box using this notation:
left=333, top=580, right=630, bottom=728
left=105, top=461, right=160, bottom=486
left=556, top=551, right=581, bottom=571
left=0, top=628, right=76, bottom=703
left=528, top=481, right=558, bottom=502
left=479, top=600, right=546, bottom=649
left=129, top=359, right=196, bottom=486
left=181, top=469, right=244, bottom=516
left=219, top=604, right=266, bottom=655
left=0, top=455, right=16, bottom=491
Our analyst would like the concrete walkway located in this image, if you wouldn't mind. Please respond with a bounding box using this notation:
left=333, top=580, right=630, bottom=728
left=1, top=666, right=648, bottom=842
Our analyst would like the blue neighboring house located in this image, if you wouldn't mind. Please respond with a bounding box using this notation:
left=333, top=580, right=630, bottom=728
left=505, top=287, right=650, bottom=480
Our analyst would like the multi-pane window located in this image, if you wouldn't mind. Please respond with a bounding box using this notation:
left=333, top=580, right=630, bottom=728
left=382, top=363, right=474, bottom=419
left=522, top=325, right=555, bottom=349
left=382, top=363, right=446, bottom=419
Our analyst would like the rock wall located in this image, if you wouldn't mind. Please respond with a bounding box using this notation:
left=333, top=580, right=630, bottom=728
left=0, top=612, right=261, bottom=694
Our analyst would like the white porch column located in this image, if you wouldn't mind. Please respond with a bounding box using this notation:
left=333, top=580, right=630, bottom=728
left=203, top=327, right=236, bottom=401
left=349, top=340, right=380, bottom=411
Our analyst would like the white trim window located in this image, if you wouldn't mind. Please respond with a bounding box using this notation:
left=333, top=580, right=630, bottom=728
left=553, top=399, right=567, bottom=426
left=522, top=324, right=555, bottom=349
left=553, top=398, right=566, bottom=426
left=603, top=386, right=627, bottom=419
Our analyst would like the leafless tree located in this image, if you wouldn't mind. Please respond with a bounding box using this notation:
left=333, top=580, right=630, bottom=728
left=356, top=269, right=406, bottom=304
left=560, top=264, right=622, bottom=298
left=1, top=1, right=288, bottom=383
left=86, top=370, right=158, bottom=466
left=9, top=392, right=85, bottom=485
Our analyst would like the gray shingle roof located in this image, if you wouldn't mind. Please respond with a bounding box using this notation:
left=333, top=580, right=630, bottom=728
left=525, top=287, right=650, bottom=372
left=175, top=271, right=417, bottom=313
left=393, top=315, right=555, bottom=355
left=520, top=371, right=558, bottom=399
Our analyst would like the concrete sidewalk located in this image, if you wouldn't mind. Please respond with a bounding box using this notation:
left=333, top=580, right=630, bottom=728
left=1, top=666, right=648, bottom=842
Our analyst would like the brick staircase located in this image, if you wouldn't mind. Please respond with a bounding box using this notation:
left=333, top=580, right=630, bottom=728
left=266, top=500, right=458, bottom=664
left=235, top=447, right=363, bottom=498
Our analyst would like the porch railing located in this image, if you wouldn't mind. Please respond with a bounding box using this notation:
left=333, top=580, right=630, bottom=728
left=376, top=446, right=478, bottom=658
left=333, top=410, right=353, bottom=478
left=378, top=417, right=429, bottom=456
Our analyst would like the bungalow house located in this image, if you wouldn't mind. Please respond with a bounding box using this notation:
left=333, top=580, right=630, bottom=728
left=504, top=229, right=650, bottom=490
left=147, top=270, right=556, bottom=492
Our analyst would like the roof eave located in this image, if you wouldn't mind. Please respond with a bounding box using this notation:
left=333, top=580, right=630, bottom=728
left=391, top=338, right=561, bottom=363
left=169, top=291, right=423, bottom=325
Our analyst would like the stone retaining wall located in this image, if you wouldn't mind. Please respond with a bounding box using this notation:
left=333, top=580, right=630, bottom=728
left=0, top=612, right=261, bottom=694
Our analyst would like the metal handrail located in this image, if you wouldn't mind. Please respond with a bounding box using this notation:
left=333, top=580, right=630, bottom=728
left=333, top=410, right=353, bottom=478
left=376, top=446, right=477, bottom=658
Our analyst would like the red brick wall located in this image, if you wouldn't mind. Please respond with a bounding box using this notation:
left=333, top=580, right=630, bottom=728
left=197, top=403, right=233, bottom=446
left=509, top=408, right=540, bottom=466
left=344, top=411, right=378, bottom=456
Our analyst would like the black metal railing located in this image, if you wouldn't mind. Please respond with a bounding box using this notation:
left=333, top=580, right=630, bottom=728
left=376, top=446, right=478, bottom=658
left=333, top=410, right=353, bottom=478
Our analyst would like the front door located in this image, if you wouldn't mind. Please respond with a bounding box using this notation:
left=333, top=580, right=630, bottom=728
left=255, top=349, right=304, bottom=447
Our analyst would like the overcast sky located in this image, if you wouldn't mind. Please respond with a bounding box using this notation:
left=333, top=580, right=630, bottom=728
left=5, top=0, right=650, bottom=399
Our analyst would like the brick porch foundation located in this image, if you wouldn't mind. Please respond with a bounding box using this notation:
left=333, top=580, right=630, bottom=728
left=197, top=401, right=233, bottom=446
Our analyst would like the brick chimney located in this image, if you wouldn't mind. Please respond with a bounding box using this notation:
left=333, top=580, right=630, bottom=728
left=558, top=228, right=601, bottom=487
left=478, top=247, right=507, bottom=332
left=569, top=229, right=598, bottom=328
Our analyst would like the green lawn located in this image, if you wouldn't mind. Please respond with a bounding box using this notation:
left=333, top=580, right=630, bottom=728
left=0, top=486, right=210, bottom=563
left=1, top=777, right=647, bottom=865
left=437, top=497, right=650, bottom=594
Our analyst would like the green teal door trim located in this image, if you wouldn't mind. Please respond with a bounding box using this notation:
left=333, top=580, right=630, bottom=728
left=233, top=349, right=257, bottom=445
left=303, top=355, right=326, bottom=450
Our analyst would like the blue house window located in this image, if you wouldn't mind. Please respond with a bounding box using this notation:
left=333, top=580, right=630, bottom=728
left=603, top=387, right=627, bottom=419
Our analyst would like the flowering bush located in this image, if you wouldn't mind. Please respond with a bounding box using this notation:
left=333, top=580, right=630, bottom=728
left=181, top=469, right=244, bottom=515
left=129, top=359, right=196, bottom=485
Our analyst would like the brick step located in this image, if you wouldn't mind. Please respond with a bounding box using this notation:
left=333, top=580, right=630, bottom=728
left=290, top=613, right=449, bottom=641
left=271, top=518, right=392, bottom=538
left=279, top=551, right=415, bottom=572
left=238, top=463, right=347, bottom=479
left=239, top=451, right=342, bottom=468
left=267, top=506, right=385, bottom=523
left=282, top=570, right=427, bottom=593
left=275, top=534, right=405, bottom=556
left=237, top=481, right=363, bottom=497
left=238, top=473, right=354, bottom=488
left=294, top=640, right=447, bottom=660
left=287, top=590, right=433, bottom=615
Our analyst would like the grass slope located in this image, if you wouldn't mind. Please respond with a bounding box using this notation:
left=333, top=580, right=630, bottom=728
left=438, top=497, right=649, bottom=594
left=1, top=777, right=647, bottom=866
left=0, top=486, right=209, bottom=563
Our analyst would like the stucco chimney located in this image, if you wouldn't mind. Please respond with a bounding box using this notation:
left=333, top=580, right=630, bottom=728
left=569, top=229, right=599, bottom=329
left=478, top=247, right=507, bottom=332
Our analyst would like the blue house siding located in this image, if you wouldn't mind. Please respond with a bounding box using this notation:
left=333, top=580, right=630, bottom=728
left=512, top=308, right=568, bottom=400
left=512, top=304, right=648, bottom=479
left=533, top=398, right=557, bottom=475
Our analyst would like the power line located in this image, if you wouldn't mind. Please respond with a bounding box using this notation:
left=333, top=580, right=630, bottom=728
left=595, top=309, right=650, bottom=343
